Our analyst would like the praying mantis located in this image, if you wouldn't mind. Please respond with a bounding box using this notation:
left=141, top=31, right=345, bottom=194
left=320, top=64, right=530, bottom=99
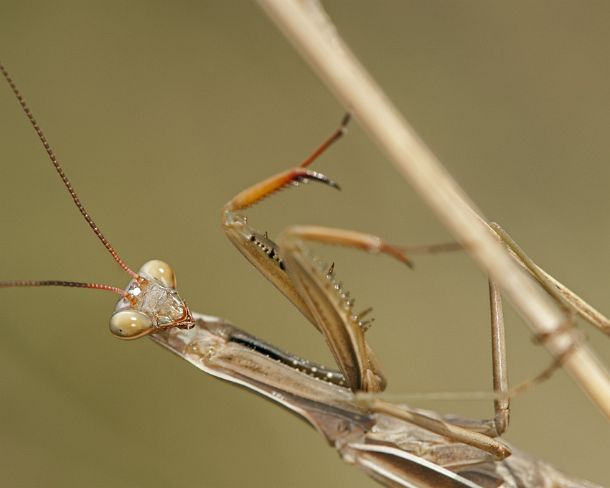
left=1, top=58, right=607, bottom=487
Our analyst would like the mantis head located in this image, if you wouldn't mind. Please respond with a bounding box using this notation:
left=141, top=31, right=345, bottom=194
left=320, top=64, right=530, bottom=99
left=110, top=260, right=194, bottom=339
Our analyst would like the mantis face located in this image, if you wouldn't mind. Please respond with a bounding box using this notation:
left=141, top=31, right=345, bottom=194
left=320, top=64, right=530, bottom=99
left=110, top=260, right=193, bottom=339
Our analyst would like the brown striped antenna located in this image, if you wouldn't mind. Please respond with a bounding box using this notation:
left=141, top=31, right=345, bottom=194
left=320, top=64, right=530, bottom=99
left=0, top=280, right=126, bottom=296
left=0, top=61, right=138, bottom=295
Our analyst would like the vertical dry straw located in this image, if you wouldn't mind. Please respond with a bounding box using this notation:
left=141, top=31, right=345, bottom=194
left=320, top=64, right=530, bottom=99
left=256, top=0, right=610, bottom=419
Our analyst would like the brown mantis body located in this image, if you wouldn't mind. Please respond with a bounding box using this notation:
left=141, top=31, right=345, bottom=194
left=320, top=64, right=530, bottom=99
left=1, top=62, right=606, bottom=487
left=151, top=314, right=602, bottom=488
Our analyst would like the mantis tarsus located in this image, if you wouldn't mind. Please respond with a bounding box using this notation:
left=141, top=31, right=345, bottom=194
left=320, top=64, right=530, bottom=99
left=0, top=62, right=606, bottom=487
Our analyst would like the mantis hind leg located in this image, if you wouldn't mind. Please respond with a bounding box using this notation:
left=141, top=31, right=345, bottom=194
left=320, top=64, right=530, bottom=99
left=489, top=221, right=610, bottom=335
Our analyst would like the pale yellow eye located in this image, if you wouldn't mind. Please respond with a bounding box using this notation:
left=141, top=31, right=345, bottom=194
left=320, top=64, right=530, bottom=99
left=109, top=310, right=153, bottom=339
left=139, top=259, right=177, bottom=288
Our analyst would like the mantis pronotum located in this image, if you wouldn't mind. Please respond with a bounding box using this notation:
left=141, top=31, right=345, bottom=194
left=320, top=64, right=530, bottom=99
left=1, top=61, right=605, bottom=487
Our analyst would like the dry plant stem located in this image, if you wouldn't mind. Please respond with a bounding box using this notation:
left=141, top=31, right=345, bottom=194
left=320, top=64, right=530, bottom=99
left=256, top=0, right=610, bottom=418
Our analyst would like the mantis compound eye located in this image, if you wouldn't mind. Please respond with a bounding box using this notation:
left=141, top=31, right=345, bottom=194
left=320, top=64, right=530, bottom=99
left=138, top=259, right=177, bottom=289
left=109, top=309, right=153, bottom=338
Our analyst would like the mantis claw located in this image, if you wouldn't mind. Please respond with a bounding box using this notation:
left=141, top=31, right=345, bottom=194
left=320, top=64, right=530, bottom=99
left=379, top=243, right=414, bottom=268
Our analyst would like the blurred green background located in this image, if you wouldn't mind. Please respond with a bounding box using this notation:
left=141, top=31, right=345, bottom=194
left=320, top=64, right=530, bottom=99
left=1, top=1, right=609, bottom=487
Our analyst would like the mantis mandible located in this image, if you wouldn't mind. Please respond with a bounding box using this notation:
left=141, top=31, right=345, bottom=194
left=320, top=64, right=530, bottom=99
left=0, top=62, right=605, bottom=487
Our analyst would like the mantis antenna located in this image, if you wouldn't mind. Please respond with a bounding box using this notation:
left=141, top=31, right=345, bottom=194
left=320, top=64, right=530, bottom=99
left=0, top=62, right=194, bottom=338
left=0, top=62, right=138, bottom=285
